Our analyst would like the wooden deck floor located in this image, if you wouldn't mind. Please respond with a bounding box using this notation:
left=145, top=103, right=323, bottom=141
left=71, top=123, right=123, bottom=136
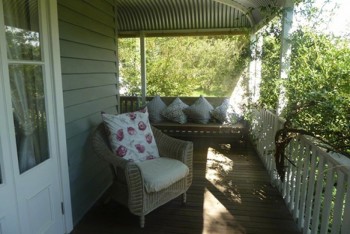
left=72, top=139, right=300, bottom=234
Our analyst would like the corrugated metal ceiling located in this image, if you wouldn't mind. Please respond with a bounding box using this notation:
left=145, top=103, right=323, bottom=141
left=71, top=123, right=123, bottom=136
left=115, top=0, right=285, bottom=37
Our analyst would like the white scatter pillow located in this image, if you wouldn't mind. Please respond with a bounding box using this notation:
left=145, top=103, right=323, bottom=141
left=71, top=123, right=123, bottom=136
left=101, top=107, right=160, bottom=162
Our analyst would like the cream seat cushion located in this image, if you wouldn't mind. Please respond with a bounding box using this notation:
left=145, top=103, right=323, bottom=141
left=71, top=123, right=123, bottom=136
left=137, top=157, right=189, bottom=193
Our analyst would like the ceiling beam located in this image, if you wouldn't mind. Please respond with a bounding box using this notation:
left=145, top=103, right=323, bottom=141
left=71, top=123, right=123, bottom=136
left=118, top=28, right=250, bottom=38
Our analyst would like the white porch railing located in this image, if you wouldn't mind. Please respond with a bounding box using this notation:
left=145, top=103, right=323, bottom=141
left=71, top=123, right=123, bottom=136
left=251, top=108, right=350, bottom=234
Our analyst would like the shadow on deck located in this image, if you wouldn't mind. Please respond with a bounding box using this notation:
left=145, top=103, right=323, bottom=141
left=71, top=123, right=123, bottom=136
left=72, top=138, right=300, bottom=234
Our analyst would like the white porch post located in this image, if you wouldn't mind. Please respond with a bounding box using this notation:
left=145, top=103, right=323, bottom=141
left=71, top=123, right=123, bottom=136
left=277, top=0, right=294, bottom=115
left=248, top=34, right=256, bottom=105
left=115, top=5, right=120, bottom=113
left=249, top=33, right=263, bottom=104
left=140, top=32, right=147, bottom=105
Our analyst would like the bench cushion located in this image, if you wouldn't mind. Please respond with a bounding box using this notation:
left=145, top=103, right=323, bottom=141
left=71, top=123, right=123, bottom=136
left=137, top=157, right=189, bottom=193
left=153, top=121, right=245, bottom=132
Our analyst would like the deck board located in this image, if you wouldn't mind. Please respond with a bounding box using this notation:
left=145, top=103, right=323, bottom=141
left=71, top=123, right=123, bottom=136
left=72, top=139, right=301, bottom=234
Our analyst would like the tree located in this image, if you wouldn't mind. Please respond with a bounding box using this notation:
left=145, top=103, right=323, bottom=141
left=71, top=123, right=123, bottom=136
left=280, top=29, right=349, bottom=153
left=118, top=38, right=142, bottom=96
left=259, top=7, right=350, bottom=180
left=259, top=18, right=282, bottom=110
left=118, top=35, right=250, bottom=97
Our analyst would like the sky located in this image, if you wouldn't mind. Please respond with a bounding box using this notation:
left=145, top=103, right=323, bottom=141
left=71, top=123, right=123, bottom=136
left=312, top=0, right=350, bottom=36
left=293, top=0, right=350, bottom=37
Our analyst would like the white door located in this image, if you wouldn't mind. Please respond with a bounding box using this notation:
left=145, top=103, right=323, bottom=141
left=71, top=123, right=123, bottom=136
left=0, top=0, right=71, bottom=233
left=0, top=89, right=21, bottom=234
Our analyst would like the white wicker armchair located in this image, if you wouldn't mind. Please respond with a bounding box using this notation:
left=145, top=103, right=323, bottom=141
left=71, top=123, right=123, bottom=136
left=92, top=123, right=193, bottom=228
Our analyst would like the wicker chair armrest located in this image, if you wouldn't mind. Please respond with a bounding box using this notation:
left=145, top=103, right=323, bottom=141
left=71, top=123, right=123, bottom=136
left=152, top=126, right=193, bottom=166
left=93, top=124, right=145, bottom=212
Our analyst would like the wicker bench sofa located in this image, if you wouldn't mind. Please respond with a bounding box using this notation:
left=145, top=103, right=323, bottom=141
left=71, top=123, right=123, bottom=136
left=120, top=96, right=248, bottom=141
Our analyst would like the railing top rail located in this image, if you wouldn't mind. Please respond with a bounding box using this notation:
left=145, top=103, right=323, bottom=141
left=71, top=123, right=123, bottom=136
left=258, top=108, right=286, bottom=124
left=298, top=135, right=350, bottom=175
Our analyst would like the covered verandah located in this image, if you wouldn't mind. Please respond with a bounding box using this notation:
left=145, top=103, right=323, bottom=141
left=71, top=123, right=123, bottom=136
left=70, top=0, right=350, bottom=233
left=73, top=0, right=348, bottom=233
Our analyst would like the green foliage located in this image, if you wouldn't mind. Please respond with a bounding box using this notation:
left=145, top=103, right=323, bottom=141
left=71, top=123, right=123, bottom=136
left=259, top=18, right=282, bottom=110
left=286, top=29, right=350, bottom=154
left=118, top=35, right=250, bottom=97
left=145, top=37, right=197, bottom=96
left=5, top=26, right=41, bottom=60
left=118, top=38, right=142, bottom=96
left=260, top=23, right=350, bottom=157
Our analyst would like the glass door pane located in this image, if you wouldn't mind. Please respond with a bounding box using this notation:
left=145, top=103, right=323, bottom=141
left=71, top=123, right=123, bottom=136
left=3, top=0, right=41, bottom=60
left=3, top=0, right=49, bottom=173
left=9, top=64, right=49, bottom=173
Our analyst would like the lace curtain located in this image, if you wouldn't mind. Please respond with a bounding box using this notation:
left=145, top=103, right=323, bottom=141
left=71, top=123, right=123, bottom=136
left=4, top=0, right=49, bottom=173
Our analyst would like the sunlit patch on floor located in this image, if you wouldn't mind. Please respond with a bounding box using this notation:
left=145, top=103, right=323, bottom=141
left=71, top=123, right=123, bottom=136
left=203, top=188, right=246, bottom=234
left=252, top=184, right=269, bottom=200
left=205, top=147, right=242, bottom=204
left=219, top=143, right=231, bottom=152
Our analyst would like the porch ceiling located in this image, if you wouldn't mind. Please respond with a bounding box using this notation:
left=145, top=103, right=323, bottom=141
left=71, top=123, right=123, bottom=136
left=115, top=0, right=285, bottom=37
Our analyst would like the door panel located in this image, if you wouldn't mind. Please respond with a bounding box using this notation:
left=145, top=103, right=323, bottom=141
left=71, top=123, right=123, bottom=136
left=20, top=177, right=58, bottom=233
left=15, top=159, right=63, bottom=234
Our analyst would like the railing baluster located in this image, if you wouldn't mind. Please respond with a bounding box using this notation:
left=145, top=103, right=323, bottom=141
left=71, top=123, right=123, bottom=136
left=289, top=139, right=298, bottom=212
left=310, top=155, right=325, bottom=234
left=331, top=170, right=345, bottom=234
left=267, top=111, right=275, bottom=179
left=293, top=139, right=304, bottom=220
left=303, top=145, right=317, bottom=233
left=283, top=141, right=293, bottom=201
left=341, top=181, right=350, bottom=234
left=320, top=162, right=335, bottom=233
left=298, top=140, right=310, bottom=230
left=120, top=96, right=145, bottom=113
left=289, top=141, right=297, bottom=202
left=263, top=111, right=268, bottom=166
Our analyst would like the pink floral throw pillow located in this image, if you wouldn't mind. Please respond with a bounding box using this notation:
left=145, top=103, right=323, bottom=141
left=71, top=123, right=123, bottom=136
left=101, top=108, right=160, bottom=162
